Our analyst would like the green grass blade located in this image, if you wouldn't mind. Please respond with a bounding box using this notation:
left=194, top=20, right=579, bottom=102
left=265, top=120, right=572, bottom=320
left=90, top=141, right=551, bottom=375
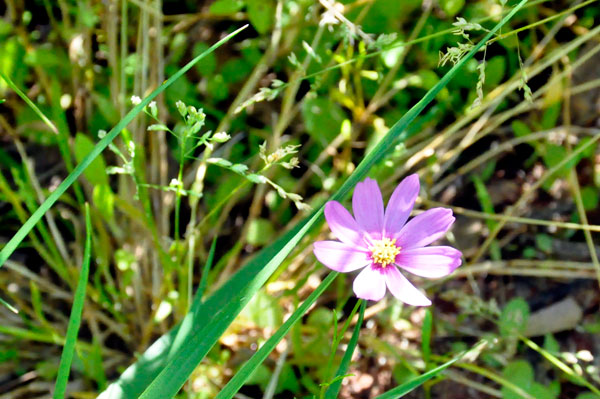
left=0, top=296, right=18, bottom=314
left=376, top=341, right=489, bottom=399
left=375, top=356, right=460, bottom=399
left=53, top=204, right=92, bottom=399
left=215, top=272, right=338, bottom=399
left=168, top=237, right=218, bottom=358
left=102, top=3, right=527, bottom=397
left=0, top=25, right=248, bottom=270
left=0, top=70, right=59, bottom=134
left=324, top=299, right=366, bottom=399
left=196, top=236, right=217, bottom=302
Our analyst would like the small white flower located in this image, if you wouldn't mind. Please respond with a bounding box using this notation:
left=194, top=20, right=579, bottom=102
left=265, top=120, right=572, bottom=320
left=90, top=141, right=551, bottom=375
left=131, top=95, right=142, bottom=105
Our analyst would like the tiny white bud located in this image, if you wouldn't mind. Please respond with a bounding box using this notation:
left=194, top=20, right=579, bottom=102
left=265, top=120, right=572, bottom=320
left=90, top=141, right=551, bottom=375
left=131, top=95, right=142, bottom=105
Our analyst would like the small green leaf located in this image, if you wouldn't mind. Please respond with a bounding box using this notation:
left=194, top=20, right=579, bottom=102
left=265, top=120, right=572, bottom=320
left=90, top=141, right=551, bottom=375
left=210, top=0, right=244, bottom=15
left=535, top=234, right=553, bottom=253
left=499, top=298, right=530, bottom=337
left=543, top=333, right=560, bottom=354
left=301, top=97, right=345, bottom=146
left=512, top=120, right=531, bottom=138
left=501, top=360, right=533, bottom=399
left=440, top=0, right=465, bottom=17
left=74, top=133, right=109, bottom=186
left=247, top=0, right=274, bottom=34
left=581, top=186, right=599, bottom=211
left=192, top=43, right=217, bottom=76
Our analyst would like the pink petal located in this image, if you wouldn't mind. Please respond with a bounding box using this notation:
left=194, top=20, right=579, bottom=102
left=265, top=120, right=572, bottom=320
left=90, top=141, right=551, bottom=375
left=352, top=266, right=386, bottom=301
left=383, top=174, right=419, bottom=237
left=324, top=201, right=366, bottom=248
left=394, top=208, right=455, bottom=250
left=313, top=241, right=370, bottom=273
left=396, top=246, right=462, bottom=278
left=352, top=178, right=384, bottom=238
left=384, top=267, right=432, bottom=306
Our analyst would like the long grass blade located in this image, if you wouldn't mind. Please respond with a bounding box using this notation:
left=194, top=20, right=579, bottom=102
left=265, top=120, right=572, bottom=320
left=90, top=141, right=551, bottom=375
left=103, top=2, right=528, bottom=397
left=375, top=356, right=460, bottom=399
left=0, top=25, right=248, bottom=270
left=0, top=70, right=59, bottom=134
left=215, top=272, right=338, bottom=399
left=53, top=204, right=92, bottom=399
left=324, top=299, right=366, bottom=399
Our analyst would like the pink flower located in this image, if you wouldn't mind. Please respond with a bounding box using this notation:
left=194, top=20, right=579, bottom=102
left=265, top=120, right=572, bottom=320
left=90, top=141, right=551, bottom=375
left=313, top=175, right=462, bottom=306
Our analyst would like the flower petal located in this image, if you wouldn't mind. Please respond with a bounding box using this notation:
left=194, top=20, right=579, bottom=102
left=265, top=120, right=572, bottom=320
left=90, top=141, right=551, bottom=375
left=394, top=208, right=455, bottom=250
left=313, top=241, right=370, bottom=273
left=352, top=266, right=386, bottom=301
left=384, top=174, right=420, bottom=237
left=352, top=177, right=384, bottom=238
left=385, top=267, right=432, bottom=306
left=324, top=201, right=366, bottom=247
left=396, top=246, right=462, bottom=278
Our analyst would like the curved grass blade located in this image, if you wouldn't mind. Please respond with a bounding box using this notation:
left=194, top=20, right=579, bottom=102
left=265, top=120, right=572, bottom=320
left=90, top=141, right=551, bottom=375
left=104, top=2, right=528, bottom=397
left=214, top=272, right=338, bottom=399
left=375, top=340, right=489, bottom=399
left=0, top=25, right=248, bottom=270
left=375, top=356, right=460, bottom=399
left=53, top=204, right=92, bottom=399
left=324, top=300, right=366, bottom=399
left=0, top=70, right=59, bottom=134
left=168, top=237, right=218, bottom=358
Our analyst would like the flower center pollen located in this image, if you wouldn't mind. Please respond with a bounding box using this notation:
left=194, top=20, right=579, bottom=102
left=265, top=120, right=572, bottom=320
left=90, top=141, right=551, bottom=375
left=369, top=238, right=401, bottom=268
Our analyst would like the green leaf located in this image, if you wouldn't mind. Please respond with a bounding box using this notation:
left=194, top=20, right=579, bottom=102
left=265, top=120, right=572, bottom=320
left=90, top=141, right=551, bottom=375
left=484, top=56, right=506, bottom=88
left=511, top=120, right=531, bottom=138
left=0, top=25, right=248, bottom=270
left=99, top=4, right=528, bottom=397
left=581, top=186, right=599, bottom=211
left=192, top=43, right=217, bottom=76
left=301, top=97, right=345, bottom=146
left=53, top=204, right=92, bottom=399
left=499, top=298, right=530, bottom=337
left=210, top=0, right=244, bottom=15
left=421, top=309, right=433, bottom=365
left=74, top=133, right=109, bottom=186
left=325, top=300, right=366, bottom=399
left=440, top=0, right=465, bottom=17
left=501, top=360, right=534, bottom=399
left=247, top=0, right=274, bottom=34
left=535, top=233, right=553, bottom=253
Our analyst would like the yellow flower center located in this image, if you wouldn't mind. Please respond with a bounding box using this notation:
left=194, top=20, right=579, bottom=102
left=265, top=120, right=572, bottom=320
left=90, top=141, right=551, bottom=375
left=369, top=237, right=401, bottom=268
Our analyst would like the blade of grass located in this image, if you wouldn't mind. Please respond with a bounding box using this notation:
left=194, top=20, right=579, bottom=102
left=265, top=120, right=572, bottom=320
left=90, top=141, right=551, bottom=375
left=215, top=272, right=338, bottom=399
left=375, top=358, right=459, bottom=399
left=104, top=3, right=528, bottom=397
left=375, top=341, right=488, bottom=399
left=0, top=70, right=59, bottom=134
left=0, top=25, right=248, bottom=270
left=53, top=204, right=92, bottom=399
left=324, top=299, right=366, bottom=399
left=168, top=237, right=218, bottom=359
